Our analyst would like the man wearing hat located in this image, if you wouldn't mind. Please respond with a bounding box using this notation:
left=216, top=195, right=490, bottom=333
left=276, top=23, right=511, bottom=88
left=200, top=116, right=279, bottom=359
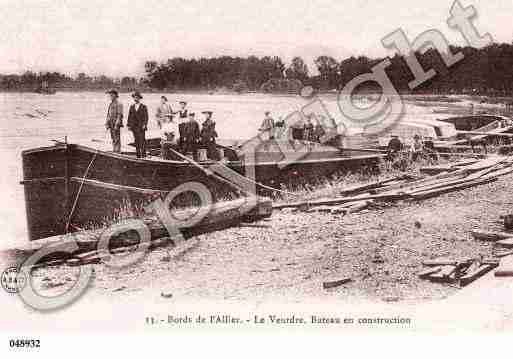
left=155, top=95, right=173, bottom=129
left=177, top=101, right=188, bottom=153
left=200, top=111, right=219, bottom=160
left=127, top=91, right=149, bottom=158
left=183, top=112, right=200, bottom=157
left=105, top=89, right=124, bottom=152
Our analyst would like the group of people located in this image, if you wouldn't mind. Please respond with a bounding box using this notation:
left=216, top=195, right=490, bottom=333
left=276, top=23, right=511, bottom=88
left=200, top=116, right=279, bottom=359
left=156, top=97, right=219, bottom=160
left=104, top=90, right=219, bottom=160
left=258, top=112, right=326, bottom=143
left=386, top=134, right=437, bottom=161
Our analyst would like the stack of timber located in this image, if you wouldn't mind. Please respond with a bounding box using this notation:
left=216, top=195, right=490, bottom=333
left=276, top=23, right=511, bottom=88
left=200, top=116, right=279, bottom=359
left=1, top=196, right=272, bottom=268
left=274, top=155, right=513, bottom=212
left=418, top=257, right=500, bottom=286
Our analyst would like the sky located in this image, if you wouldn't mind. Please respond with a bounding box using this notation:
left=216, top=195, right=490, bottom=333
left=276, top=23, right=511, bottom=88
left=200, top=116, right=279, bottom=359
left=0, top=0, right=511, bottom=77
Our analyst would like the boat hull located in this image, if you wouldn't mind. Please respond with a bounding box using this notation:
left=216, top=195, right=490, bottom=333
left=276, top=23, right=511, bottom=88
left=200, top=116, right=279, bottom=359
left=22, top=143, right=383, bottom=240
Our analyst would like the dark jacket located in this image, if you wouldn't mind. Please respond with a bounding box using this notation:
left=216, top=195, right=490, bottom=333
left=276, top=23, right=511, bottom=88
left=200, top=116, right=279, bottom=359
left=200, top=119, right=218, bottom=143
left=184, top=120, right=200, bottom=143
left=387, top=137, right=403, bottom=152
left=127, top=103, right=149, bottom=131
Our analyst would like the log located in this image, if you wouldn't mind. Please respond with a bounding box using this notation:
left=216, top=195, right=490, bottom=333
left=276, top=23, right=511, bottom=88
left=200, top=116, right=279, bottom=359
left=471, top=230, right=513, bottom=242
left=2, top=197, right=273, bottom=267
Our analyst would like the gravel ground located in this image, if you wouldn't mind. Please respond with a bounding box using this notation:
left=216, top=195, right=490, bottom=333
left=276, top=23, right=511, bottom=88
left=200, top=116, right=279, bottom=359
left=16, top=172, right=513, bottom=305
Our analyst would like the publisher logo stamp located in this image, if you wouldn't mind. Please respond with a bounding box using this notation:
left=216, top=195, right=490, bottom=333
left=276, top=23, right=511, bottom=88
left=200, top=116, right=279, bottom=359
left=1, top=266, right=27, bottom=294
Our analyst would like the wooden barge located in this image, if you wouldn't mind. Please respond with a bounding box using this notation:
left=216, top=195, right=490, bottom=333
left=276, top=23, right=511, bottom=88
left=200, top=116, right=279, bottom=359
left=21, top=137, right=383, bottom=240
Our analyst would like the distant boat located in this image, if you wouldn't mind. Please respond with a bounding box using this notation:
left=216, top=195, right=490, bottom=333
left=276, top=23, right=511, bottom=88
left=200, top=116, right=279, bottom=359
left=35, top=81, right=56, bottom=95
left=21, top=135, right=383, bottom=240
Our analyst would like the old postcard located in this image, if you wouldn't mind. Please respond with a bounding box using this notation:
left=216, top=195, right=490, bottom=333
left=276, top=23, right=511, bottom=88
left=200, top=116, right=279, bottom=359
left=1, top=0, right=513, bottom=355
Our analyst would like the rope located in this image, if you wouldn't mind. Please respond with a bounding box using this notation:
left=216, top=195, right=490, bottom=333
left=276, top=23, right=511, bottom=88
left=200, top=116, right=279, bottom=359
left=65, top=149, right=98, bottom=233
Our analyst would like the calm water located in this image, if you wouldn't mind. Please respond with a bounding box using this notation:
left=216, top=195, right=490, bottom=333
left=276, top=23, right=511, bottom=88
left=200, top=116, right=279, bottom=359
left=0, top=91, right=448, bottom=248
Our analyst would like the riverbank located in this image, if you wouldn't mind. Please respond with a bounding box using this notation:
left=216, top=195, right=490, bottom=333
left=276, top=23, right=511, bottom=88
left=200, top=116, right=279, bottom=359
left=5, top=155, right=511, bottom=305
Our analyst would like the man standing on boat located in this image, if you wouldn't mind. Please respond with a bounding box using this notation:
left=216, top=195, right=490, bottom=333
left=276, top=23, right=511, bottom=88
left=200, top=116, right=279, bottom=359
left=259, top=111, right=275, bottom=141
left=155, top=95, right=173, bottom=129
left=200, top=111, right=219, bottom=160
left=105, top=89, right=123, bottom=153
left=183, top=112, right=200, bottom=157
left=177, top=101, right=188, bottom=153
left=127, top=91, right=149, bottom=158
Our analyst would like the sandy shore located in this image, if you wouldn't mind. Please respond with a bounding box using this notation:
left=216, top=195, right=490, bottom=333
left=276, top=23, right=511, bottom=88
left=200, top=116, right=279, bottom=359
left=9, top=170, right=511, bottom=306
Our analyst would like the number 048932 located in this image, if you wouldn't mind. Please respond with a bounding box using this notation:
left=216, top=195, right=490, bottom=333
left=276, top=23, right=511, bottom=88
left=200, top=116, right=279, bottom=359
left=9, top=339, right=40, bottom=348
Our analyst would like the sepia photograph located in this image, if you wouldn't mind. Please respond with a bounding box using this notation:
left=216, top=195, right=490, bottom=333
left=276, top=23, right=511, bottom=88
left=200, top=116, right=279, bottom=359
left=1, top=0, right=513, bottom=355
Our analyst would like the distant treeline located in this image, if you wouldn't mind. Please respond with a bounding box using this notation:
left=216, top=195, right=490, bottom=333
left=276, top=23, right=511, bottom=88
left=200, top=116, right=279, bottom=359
left=3, top=42, right=513, bottom=95
left=0, top=72, right=147, bottom=92
left=144, top=43, right=513, bottom=95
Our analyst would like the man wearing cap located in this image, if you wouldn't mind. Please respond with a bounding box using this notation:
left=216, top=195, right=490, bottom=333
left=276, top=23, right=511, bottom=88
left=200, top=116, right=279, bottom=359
left=127, top=91, right=149, bottom=158
left=183, top=112, right=200, bottom=157
left=177, top=101, right=188, bottom=153
left=105, top=89, right=124, bottom=152
left=200, top=111, right=219, bottom=160
left=155, top=96, right=173, bottom=129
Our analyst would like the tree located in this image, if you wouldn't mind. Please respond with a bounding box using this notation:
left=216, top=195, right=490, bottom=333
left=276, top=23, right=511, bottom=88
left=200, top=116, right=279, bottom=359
left=314, top=56, right=339, bottom=89
left=285, top=56, right=309, bottom=82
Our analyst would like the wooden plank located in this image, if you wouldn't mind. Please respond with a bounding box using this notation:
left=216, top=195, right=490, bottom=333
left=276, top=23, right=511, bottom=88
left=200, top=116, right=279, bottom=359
left=422, top=259, right=458, bottom=267
left=495, top=238, right=513, bottom=248
left=322, top=278, right=352, bottom=289
left=428, top=265, right=457, bottom=282
left=493, top=250, right=513, bottom=258
left=460, top=264, right=495, bottom=286
left=273, top=193, right=406, bottom=210
left=494, top=255, right=513, bottom=277
left=346, top=200, right=372, bottom=214
left=420, top=165, right=454, bottom=176
left=471, top=230, right=513, bottom=242
left=338, top=176, right=410, bottom=197
left=418, top=266, right=442, bottom=278
left=457, top=130, right=513, bottom=138
left=411, top=177, right=497, bottom=200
